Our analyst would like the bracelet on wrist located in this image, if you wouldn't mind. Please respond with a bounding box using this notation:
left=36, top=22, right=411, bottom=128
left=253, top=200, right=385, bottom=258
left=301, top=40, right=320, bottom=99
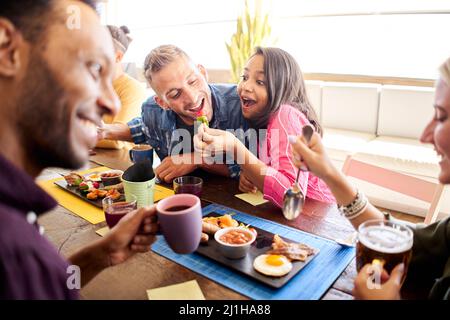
left=338, top=189, right=368, bottom=220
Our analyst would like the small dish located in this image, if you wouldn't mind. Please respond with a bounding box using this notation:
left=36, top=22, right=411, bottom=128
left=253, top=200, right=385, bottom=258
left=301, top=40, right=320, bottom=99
left=214, top=227, right=256, bottom=259
left=100, top=170, right=123, bottom=186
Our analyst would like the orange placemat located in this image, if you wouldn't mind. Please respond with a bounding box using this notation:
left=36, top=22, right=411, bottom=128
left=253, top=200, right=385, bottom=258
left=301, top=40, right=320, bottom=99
left=38, top=167, right=175, bottom=225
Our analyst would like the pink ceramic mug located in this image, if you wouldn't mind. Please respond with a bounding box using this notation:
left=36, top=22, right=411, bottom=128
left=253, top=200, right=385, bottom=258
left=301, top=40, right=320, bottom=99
left=156, top=194, right=202, bottom=254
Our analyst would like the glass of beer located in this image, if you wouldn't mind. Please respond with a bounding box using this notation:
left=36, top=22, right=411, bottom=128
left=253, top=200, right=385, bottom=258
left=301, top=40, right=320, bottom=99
left=356, top=219, right=413, bottom=281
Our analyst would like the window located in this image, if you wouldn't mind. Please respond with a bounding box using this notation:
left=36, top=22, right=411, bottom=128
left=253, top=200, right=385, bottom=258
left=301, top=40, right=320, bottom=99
left=103, top=0, right=450, bottom=80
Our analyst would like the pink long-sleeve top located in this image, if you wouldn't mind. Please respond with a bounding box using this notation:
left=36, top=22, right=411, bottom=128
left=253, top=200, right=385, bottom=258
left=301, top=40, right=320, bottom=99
left=260, top=104, right=336, bottom=207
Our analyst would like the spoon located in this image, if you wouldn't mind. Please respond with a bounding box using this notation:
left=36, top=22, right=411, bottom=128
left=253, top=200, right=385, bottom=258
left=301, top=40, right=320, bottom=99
left=334, top=232, right=357, bottom=247
left=282, top=125, right=314, bottom=220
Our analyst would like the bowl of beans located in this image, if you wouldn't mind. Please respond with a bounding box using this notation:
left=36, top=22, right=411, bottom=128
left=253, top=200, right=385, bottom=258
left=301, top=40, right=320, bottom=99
left=214, top=227, right=256, bottom=259
left=100, top=170, right=124, bottom=186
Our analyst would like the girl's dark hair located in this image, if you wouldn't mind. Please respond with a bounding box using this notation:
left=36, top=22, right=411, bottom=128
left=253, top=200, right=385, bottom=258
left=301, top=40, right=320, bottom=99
left=249, top=47, right=323, bottom=136
left=107, top=25, right=132, bottom=53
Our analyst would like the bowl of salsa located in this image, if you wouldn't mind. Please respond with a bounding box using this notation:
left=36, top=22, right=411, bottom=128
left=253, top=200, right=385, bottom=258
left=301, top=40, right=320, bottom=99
left=214, top=227, right=256, bottom=259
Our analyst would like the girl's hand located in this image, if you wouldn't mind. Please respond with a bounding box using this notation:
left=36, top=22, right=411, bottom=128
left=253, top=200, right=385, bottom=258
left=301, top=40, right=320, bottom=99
left=288, top=132, right=336, bottom=181
left=239, top=172, right=257, bottom=193
left=194, top=124, right=237, bottom=157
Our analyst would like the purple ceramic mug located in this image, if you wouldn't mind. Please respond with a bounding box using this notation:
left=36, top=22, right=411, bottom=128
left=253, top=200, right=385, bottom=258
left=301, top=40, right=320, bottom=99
left=156, top=194, right=202, bottom=254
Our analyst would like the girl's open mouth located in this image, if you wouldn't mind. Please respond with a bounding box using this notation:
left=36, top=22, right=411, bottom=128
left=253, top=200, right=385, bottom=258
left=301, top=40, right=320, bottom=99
left=241, top=98, right=256, bottom=108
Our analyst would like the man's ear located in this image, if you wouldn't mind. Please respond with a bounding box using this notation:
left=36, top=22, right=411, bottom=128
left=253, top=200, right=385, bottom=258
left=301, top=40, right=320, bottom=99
left=154, top=96, right=170, bottom=110
left=0, top=19, right=23, bottom=77
left=197, top=64, right=209, bottom=82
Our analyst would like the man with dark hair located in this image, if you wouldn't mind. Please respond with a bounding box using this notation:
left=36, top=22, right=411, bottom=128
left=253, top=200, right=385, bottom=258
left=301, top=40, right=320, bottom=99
left=0, top=0, right=158, bottom=299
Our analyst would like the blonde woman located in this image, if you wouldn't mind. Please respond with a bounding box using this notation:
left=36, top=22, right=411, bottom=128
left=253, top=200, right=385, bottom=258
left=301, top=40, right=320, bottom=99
left=289, top=58, right=450, bottom=300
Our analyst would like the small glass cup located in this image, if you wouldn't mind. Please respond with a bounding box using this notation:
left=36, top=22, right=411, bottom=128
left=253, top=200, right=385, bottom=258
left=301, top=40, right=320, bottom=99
left=173, top=176, right=203, bottom=197
left=102, top=194, right=137, bottom=229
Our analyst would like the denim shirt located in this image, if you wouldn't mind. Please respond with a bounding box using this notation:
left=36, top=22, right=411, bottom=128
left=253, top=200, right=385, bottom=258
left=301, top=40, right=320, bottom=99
left=127, top=84, right=249, bottom=178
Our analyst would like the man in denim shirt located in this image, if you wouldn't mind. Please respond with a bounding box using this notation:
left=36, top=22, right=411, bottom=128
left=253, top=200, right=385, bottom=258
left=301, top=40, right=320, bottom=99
left=101, top=45, right=248, bottom=182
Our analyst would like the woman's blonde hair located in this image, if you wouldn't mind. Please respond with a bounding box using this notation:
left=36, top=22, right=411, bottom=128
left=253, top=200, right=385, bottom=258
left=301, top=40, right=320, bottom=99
left=439, top=57, right=450, bottom=85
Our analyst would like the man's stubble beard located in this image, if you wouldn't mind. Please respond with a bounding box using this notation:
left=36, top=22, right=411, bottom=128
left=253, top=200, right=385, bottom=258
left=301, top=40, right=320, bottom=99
left=15, top=53, right=85, bottom=171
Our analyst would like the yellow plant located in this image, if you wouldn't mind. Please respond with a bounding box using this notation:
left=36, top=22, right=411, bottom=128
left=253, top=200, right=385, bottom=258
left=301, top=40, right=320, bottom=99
left=226, top=0, right=274, bottom=83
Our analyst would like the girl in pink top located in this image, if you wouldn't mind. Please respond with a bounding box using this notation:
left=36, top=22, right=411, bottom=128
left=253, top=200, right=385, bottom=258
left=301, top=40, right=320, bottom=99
left=195, top=47, right=335, bottom=208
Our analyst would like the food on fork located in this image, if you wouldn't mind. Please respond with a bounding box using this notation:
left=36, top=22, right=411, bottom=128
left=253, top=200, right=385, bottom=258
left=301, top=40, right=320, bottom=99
left=268, top=235, right=315, bottom=262
left=196, top=109, right=209, bottom=127
left=253, top=254, right=293, bottom=277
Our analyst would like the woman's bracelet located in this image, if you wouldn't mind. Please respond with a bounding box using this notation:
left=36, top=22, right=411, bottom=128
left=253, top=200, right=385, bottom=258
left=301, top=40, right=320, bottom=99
left=338, top=190, right=368, bottom=220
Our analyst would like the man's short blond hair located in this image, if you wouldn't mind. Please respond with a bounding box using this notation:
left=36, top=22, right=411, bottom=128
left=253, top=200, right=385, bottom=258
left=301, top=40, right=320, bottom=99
left=143, top=45, right=190, bottom=83
left=439, top=57, right=450, bottom=85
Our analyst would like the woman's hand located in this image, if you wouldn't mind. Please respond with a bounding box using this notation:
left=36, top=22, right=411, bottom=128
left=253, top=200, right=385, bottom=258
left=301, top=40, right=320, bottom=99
left=288, top=132, right=336, bottom=181
left=239, top=172, right=257, bottom=193
left=194, top=124, right=238, bottom=157
left=353, top=263, right=404, bottom=300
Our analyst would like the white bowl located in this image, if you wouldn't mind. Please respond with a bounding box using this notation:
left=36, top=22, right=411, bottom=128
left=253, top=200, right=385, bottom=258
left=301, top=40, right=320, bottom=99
left=100, top=170, right=124, bottom=186
left=214, top=227, right=256, bottom=259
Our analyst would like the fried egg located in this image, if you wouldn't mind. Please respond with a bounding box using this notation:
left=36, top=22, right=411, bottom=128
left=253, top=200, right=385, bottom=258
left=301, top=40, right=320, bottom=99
left=253, top=254, right=293, bottom=277
left=86, top=173, right=101, bottom=182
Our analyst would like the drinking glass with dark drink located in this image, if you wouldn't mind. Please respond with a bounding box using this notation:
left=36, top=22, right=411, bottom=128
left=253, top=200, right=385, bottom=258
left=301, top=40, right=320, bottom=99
left=102, top=194, right=137, bottom=229
left=173, top=176, right=203, bottom=197
left=356, top=219, right=413, bottom=284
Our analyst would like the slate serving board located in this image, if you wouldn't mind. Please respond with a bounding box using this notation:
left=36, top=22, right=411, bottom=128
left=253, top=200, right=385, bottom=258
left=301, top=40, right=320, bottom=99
left=196, top=212, right=319, bottom=288
left=54, top=179, right=124, bottom=208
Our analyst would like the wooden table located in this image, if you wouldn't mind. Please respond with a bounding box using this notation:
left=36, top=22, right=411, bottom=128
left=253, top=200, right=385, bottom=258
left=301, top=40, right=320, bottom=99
left=37, top=148, right=357, bottom=300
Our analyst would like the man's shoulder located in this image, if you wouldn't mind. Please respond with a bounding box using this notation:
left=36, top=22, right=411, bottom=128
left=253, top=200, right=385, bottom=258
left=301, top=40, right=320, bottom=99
left=0, top=206, right=73, bottom=299
left=141, top=95, right=162, bottom=111
left=140, top=96, right=168, bottom=124
left=0, top=206, right=60, bottom=259
left=210, top=83, right=239, bottom=102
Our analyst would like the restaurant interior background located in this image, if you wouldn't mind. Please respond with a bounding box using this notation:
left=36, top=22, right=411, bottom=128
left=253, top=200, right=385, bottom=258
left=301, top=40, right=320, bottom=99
left=96, top=0, right=450, bottom=222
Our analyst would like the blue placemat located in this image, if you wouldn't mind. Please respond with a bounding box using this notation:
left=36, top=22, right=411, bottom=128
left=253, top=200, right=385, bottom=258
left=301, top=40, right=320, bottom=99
left=151, top=203, right=355, bottom=300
